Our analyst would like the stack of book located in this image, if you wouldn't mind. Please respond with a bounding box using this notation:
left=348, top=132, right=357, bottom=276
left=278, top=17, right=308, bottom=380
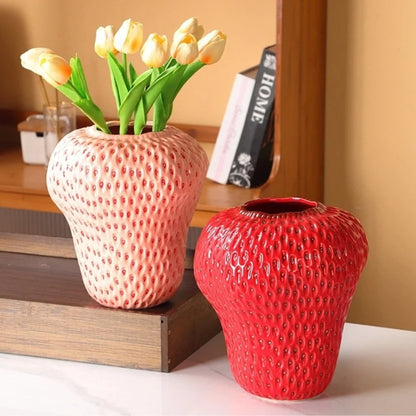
left=207, top=45, right=276, bottom=188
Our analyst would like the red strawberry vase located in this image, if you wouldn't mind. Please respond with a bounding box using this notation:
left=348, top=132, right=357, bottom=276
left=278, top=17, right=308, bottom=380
left=194, top=197, right=368, bottom=400
left=46, top=123, right=208, bottom=309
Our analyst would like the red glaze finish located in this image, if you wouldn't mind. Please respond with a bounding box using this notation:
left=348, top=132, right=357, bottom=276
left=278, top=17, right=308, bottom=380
left=194, top=197, right=368, bottom=400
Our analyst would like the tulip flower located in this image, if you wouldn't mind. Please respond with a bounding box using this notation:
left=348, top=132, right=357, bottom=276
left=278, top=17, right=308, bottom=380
left=38, top=52, right=72, bottom=87
left=171, top=33, right=198, bottom=65
left=114, top=18, right=143, bottom=54
left=20, top=47, right=54, bottom=75
left=20, top=17, right=226, bottom=135
left=95, top=25, right=118, bottom=58
left=197, top=30, right=226, bottom=64
left=173, top=17, right=204, bottom=42
left=140, top=33, right=169, bottom=68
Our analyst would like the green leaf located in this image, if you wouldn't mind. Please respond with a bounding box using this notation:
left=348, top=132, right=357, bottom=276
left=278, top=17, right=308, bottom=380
left=129, top=63, right=138, bottom=84
left=152, top=95, right=168, bottom=132
left=73, top=99, right=110, bottom=133
left=57, top=81, right=82, bottom=103
left=133, top=100, right=147, bottom=134
left=118, top=69, right=152, bottom=134
left=107, top=52, right=129, bottom=109
left=69, top=56, right=91, bottom=100
left=175, top=60, right=205, bottom=98
left=158, top=64, right=187, bottom=126
left=142, top=66, right=178, bottom=115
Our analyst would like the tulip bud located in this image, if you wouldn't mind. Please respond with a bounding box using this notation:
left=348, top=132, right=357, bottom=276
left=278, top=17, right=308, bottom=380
left=38, top=52, right=72, bottom=87
left=20, top=47, right=54, bottom=75
left=140, top=33, right=169, bottom=68
left=95, top=25, right=118, bottom=58
left=171, top=33, right=198, bottom=65
left=174, top=17, right=204, bottom=42
left=114, top=18, right=143, bottom=54
left=197, top=30, right=226, bottom=64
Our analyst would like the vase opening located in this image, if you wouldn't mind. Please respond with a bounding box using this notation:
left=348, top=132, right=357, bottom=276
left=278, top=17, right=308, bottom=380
left=107, top=123, right=153, bottom=135
left=243, top=198, right=318, bottom=215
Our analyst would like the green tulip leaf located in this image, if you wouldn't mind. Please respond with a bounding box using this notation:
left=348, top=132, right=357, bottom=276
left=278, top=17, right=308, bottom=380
left=152, top=95, right=168, bottom=132
left=129, top=63, right=138, bottom=84
left=69, top=57, right=91, bottom=100
left=133, top=100, right=147, bottom=134
left=107, top=52, right=129, bottom=109
left=175, top=60, right=205, bottom=98
left=142, top=66, right=178, bottom=116
left=118, top=69, right=152, bottom=134
left=57, top=82, right=82, bottom=103
left=74, top=99, right=110, bottom=133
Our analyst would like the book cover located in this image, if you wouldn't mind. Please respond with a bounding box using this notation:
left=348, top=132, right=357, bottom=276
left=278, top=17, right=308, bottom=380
left=227, top=45, right=276, bottom=188
left=206, top=66, right=257, bottom=184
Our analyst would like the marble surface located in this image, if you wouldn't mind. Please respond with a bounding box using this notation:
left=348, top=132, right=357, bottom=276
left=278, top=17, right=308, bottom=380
left=0, top=322, right=415, bottom=415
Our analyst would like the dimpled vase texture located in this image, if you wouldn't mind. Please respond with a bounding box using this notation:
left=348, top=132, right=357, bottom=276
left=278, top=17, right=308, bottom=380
left=47, top=125, right=208, bottom=309
left=194, top=197, right=368, bottom=400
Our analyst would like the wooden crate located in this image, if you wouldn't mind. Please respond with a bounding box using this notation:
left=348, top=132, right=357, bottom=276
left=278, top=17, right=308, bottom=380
left=0, top=233, right=221, bottom=372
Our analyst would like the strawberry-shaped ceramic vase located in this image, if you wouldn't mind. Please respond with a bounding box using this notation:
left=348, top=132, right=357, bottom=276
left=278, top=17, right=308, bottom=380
left=194, top=197, right=368, bottom=400
left=47, top=124, right=208, bottom=309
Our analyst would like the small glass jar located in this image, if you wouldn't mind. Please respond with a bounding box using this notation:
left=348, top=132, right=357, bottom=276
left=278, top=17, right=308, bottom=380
left=43, top=102, right=76, bottom=164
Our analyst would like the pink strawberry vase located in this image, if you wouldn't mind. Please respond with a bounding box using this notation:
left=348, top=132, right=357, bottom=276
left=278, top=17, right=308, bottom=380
left=46, top=124, right=208, bottom=309
left=194, top=197, right=368, bottom=400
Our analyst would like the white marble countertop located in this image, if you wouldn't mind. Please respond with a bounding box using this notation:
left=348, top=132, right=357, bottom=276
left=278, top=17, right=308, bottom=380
left=0, top=322, right=415, bottom=415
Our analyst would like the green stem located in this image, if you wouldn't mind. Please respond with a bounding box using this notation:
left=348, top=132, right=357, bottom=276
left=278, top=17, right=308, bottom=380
left=122, top=53, right=128, bottom=85
left=38, top=76, right=50, bottom=106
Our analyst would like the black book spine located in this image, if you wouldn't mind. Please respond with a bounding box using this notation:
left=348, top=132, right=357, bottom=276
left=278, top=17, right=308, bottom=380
left=227, top=46, right=276, bottom=188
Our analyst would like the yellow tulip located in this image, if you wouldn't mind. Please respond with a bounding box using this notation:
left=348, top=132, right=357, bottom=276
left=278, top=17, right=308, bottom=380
left=114, top=18, right=143, bottom=54
left=173, top=17, right=204, bottom=42
left=197, top=30, right=226, bottom=64
left=20, top=47, right=54, bottom=75
left=140, top=33, right=169, bottom=68
left=38, top=52, right=72, bottom=87
left=171, top=33, right=198, bottom=65
left=95, top=25, right=118, bottom=58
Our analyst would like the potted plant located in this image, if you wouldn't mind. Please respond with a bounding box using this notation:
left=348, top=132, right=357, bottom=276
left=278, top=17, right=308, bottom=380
left=20, top=17, right=226, bottom=309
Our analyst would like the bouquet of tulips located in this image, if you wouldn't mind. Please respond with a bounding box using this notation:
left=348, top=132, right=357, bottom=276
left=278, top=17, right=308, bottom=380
left=20, top=17, right=226, bottom=135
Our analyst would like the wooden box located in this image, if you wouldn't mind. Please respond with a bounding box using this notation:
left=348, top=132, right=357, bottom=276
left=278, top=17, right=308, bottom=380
left=0, top=233, right=221, bottom=372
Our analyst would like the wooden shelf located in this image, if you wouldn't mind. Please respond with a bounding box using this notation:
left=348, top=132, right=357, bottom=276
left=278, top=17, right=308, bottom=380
left=0, top=235, right=221, bottom=372
left=0, top=144, right=263, bottom=228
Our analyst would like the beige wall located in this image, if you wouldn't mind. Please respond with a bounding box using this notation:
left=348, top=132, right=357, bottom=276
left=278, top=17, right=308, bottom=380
left=0, top=0, right=275, bottom=125
left=326, top=0, right=416, bottom=330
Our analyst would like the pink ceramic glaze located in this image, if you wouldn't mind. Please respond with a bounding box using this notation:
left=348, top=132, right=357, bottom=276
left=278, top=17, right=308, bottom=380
left=47, top=125, right=208, bottom=309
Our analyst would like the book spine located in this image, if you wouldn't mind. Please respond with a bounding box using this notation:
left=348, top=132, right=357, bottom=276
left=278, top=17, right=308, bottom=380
left=207, top=73, right=255, bottom=184
left=227, top=47, right=276, bottom=188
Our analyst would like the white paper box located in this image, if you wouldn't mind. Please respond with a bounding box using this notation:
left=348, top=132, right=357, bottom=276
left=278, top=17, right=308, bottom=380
left=17, top=114, right=47, bottom=165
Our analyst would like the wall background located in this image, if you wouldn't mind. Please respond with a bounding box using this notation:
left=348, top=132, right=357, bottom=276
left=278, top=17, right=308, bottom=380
left=325, top=0, right=416, bottom=330
left=1, top=0, right=415, bottom=330
left=0, top=0, right=276, bottom=125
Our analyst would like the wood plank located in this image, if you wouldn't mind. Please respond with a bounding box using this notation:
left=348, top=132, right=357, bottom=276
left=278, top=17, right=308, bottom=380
left=0, top=251, right=221, bottom=371
left=263, top=0, right=326, bottom=202
left=0, top=232, right=76, bottom=258
left=0, top=297, right=162, bottom=370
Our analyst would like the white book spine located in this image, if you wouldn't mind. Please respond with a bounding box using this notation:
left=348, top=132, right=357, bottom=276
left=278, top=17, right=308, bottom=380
left=207, top=73, right=255, bottom=184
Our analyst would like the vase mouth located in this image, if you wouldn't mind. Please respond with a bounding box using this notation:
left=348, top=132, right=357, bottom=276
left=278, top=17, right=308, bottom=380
left=106, top=122, right=153, bottom=135
left=241, top=197, right=318, bottom=216
left=85, top=121, right=176, bottom=139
